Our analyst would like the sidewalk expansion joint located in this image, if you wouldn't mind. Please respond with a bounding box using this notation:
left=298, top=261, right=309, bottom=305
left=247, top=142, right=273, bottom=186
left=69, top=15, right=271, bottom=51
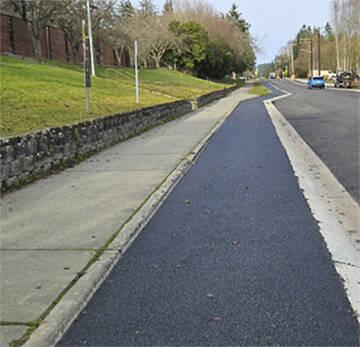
left=0, top=322, right=31, bottom=327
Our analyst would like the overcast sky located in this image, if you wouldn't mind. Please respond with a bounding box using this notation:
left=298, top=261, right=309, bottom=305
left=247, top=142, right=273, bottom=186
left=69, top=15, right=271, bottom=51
left=137, top=0, right=331, bottom=65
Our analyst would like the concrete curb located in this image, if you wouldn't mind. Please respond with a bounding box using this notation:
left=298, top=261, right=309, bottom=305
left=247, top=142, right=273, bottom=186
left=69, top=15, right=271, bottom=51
left=23, top=89, right=253, bottom=347
left=264, top=94, right=360, bottom=322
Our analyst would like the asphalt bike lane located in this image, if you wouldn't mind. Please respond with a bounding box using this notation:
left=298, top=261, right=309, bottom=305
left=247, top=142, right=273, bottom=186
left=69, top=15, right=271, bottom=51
left=57, top=85, right=359, bottom=346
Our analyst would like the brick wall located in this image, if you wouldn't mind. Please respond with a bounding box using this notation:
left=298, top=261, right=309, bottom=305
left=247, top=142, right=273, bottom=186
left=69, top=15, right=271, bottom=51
left=12, top=16, right=33, bottom=57
left=0, top=13, right=128, bottom=66
left=103, top=45, right=116, bottom=66
left=0, top=15, right=10, bottom=53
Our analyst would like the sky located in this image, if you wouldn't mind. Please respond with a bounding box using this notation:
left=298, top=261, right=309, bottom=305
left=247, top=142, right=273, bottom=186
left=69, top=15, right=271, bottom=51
left=137, top=0, right=331, bottom=65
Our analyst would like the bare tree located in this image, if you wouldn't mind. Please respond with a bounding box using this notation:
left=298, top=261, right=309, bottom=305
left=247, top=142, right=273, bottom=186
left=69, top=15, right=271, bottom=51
left=90, top=0, right=116, bottom=65
left=147, top=15, right=177, bottom=68
left=107, top=22, right=132, bottom=66
left=121, top=9, right=177, bottom=68
left=55, top=0, right=87, bottom=64
left=1, top=0, right=61, bottom=58
left=331, top=0, right=360, bottom=72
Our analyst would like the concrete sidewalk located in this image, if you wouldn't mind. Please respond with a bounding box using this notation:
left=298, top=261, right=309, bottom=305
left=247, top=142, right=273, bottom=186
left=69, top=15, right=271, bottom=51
left=0, top=86, right=256, bottom=346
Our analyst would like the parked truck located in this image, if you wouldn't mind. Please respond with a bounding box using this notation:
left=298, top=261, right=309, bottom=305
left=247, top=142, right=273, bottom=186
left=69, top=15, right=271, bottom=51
left=334, top=72, right=353, bottom=88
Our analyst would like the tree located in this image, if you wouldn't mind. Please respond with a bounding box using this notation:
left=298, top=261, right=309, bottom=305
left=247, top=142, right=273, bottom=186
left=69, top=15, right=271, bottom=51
left=169, top=21, right=209, bottom=74
left=55, top=0, right=87, bottom=64
left=147, top=16, right=177, bottom=68
left=138, top=0, right=157, bottom=16
left=107, top=21, right=132, bottom=66
left=331, top=0, right=360, bottom=72
left=162, top=0, right=173, bottom=15
left=324, top=22, right=333, bottom=37
left=225, top=3, right=250, bottom=32
left=90, top=0, right=117, bottom=65
left=197, top=40, right=235, bottom=79
left=1, top=0, right=61, bottom=58
left=224, top=3, right=255, bottom=73
left=118, top=0, right=134, bottom=18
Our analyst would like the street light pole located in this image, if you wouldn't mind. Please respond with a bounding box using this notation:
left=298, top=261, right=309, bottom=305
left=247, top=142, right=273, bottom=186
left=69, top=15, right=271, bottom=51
left=134, top=41, right=139, bottom=104
left=310, top=39, right=313, bottom=77
left=86, top=0, right=95, bottom=77
left=317, top=28, right=321, bottom=76
left=289, top=43, right=295, bottom=76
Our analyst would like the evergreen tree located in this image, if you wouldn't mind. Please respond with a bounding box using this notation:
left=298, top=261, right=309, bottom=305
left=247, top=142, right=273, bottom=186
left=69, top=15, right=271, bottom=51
left=139, top=0, right=157, bottom=16
left=225, top=3, right=250, bottom=32
left=325, top=22, right=333, bottom=37
left=162, top=0, right=173, bottom=15
left=119, top=0, right=134, bottom=18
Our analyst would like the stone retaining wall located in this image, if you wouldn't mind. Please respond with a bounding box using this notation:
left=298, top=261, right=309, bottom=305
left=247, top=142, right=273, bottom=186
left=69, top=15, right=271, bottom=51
left=0, top=86, right=237, bottom=188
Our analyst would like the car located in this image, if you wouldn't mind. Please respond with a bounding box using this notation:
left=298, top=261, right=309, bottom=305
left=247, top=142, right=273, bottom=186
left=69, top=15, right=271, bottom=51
left=269, top=72, right=276, bottom=79
left=308, top=76, right=325, bottom=89
left=334, top=72, right=353, bottom=88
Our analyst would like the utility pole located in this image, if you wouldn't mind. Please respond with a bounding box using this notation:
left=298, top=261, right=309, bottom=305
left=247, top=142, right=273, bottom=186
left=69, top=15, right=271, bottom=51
left=134, top=41, right=139, bottom=104
left=86, top=0, right=95, bottom=77
left=317, top=28, right=321, bottom=76
left=82, top=20, right=91, bottom=113
left=310, top=39, right=313, bottom=77
left=289, top=43, right=295, bottom=77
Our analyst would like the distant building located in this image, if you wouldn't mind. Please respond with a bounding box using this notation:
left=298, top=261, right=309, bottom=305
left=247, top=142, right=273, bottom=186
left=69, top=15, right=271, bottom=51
left=0, top=10, right=129, bottom=67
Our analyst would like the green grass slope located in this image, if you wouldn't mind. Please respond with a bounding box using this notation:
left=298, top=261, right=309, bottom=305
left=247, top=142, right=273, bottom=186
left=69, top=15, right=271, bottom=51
left=248, top=81, right=271, bottom=96
left=0, top=56, right=230, bottom=136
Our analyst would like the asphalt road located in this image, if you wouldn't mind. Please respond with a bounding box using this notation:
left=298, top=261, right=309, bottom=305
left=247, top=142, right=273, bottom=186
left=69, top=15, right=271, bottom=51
left=270, top=79, right=359, bottom=203
left=57, top=87, right=359, bottom=346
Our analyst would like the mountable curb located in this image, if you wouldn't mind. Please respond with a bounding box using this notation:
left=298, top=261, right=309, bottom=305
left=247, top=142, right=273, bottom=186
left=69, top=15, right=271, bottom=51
left=264, top=91, right=360, bottom=323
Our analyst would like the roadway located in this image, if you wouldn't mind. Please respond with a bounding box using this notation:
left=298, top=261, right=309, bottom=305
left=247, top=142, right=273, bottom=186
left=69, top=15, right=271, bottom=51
left=269, top=79, right=359, bottom=203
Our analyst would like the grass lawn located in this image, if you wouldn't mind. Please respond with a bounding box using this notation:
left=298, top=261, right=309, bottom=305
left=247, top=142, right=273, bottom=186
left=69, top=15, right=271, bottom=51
left=248, top=81, right=271, bottom=96
left=0, top=56, right=231, bottom=137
